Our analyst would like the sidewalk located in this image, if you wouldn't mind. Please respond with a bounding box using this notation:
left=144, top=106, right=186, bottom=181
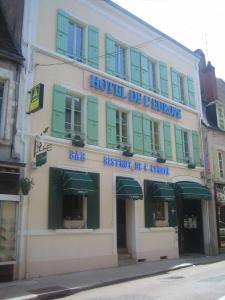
left=1, top=254, right=225, bottom=300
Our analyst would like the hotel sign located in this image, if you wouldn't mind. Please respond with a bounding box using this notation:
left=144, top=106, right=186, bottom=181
left=29, top=83, right=44, bottom=113
left=90, top=75, right=182, bottom=119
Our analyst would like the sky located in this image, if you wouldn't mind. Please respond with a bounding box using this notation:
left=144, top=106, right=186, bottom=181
left=113, top=0, right=225, bottom=80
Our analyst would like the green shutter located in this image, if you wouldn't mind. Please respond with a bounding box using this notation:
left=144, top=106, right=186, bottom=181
left=130, top=48, right=141, bottom=86
left=187, top=76, right=196, bottom=108
left=141, top=54, right=149, bottom=89
left=48, top=167, right=63, bottom=229
left=159, top=62, right=169, bottom=97
left=88, top=25, right=99, bottom=69
left=52, top=84, right=66, bottom=138
left=217, top=106, right=225, bottom=130
left=168, top=201, right=177, bottom=227
left=163, top=121, right=172, bottom=160
left=87, top=96, right=98, bottom=145
left=171, top=68, right=181, bottom=102
left=87, top=172, right=100, bottom=229
left=105, top=34, right=116, bottom=75
left=174, top=125, right=183, bottom=163
left=144, top=180, right=155, bottom=228
left=132, top=111, right=143, bottom=154
left=56, top=9, right=69, bottom=56
left=143, top=114, right=152, bottom=156
left=192, top=131, right=201, bottom=166
left=106, top=102, right=117, bottom=149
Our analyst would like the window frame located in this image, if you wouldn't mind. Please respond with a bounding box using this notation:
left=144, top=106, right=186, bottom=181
left=64, top=92, right=85, bottom=140
left=116, top=108, right=129, bottom=149
left=180, top=128, right=191, bottom=163
left=218, top=151, right=224, bottom=178
left=67, top=19, right=85, bottom=62
left=114, top=41, right=127, bottom=80
left=148, top=59, right=158, bottom=93
left=154, top=201, right=169, bottom=227
left=0, top=73, right=11, bottom=140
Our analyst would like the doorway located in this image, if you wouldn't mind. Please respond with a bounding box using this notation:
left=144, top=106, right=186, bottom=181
left=177, top=199, right=204, bottom=254
left=117, top=199, right=126, bottom=249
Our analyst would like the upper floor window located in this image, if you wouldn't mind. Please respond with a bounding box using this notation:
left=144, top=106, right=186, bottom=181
left=56, top=10, right=99, bottom=69
left=181, top=130, right=190, bottom=162
left=218, top=152, right=224, bottom=178
left=148, top=60, right=157, bottom=92
left=217, top=105, right=225, bottom=131
left=105, top=35, right=127, bottom=80
left=65, top=94, right=82, bottom=138
left=67, top=21, right=84, bottom=61
left=0, top=82, right=4, bottom=128
left=116, top=110, right=128, bottom=148
left=150, top=120, right=161, bottom=156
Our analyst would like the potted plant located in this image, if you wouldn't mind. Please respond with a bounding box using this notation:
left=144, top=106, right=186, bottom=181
left=20, top=177, right=34, bottom=195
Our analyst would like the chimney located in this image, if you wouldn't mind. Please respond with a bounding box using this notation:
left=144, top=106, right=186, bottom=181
left=202, top=61, right=218, bottom=103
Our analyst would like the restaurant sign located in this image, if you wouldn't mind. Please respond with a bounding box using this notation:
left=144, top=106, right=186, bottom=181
left=90, top=75, right=182, bottom=119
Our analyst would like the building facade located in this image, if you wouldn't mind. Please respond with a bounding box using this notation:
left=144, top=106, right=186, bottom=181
left=197, top=49, right=225, bottom=254
left=0, top=0, right=25, bottom=282
left=21, top=0, right=211, bottom=279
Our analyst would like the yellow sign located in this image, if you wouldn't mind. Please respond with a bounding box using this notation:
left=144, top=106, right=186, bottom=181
left=29, top=83, right=44, bottom=113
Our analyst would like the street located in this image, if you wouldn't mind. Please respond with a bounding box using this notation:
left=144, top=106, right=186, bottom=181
left=59, top=260, right=225, bottom=300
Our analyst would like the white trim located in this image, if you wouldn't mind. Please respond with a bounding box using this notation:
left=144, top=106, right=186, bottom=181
left=171, top=176, right=204, bottom=184
left=33, top=44, right=200, bottom=116
left=0, top=261, right=17, bottom=266
left=140, top=227, right=175, bottom=233
left=0, top=194, right=20, bottom=202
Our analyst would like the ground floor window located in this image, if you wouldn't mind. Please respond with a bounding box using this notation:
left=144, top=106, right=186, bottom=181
left=63, top=195, right=87, bottom=229
left=154, top=202, right=165, bottom=221
left=0, top=200, right=18, bottom=262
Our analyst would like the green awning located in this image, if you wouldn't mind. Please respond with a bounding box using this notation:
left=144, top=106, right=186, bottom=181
left=149, top=181, right=175, bottom=202
left=174, top=181, right=211, bottom=201
left=62, top=171, right=94, bottom=195
left=116, top=177, right=143, bottom=200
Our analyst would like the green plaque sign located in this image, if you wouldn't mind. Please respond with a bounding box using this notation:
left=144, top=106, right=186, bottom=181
left=36, top=151, right=47, bottom=167
left=29, top=83, right=44, bottom=113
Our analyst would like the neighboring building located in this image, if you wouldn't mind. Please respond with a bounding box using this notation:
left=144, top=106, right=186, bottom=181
left=0, top=0, right=25, bottom=282
left=196, top=49, right=225, bottom=254
left=21, top=0, right=211, bottom=279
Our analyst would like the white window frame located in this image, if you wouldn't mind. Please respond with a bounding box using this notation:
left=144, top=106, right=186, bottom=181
left=218, top=151, right=224, bottom=178
left=116, top=108, right=129, bottom=149
left=114, top=42, right=127, bottom=80
left=148, top=59, right=158, bottom=93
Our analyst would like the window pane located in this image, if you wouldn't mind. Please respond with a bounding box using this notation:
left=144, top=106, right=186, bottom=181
left=115, top=44, right=125, bottom=77
left=183, top=131, right=189, bottom=160
left=121, top=112, right=128, bottom=143
left=0, top=82, right=4, bottom=127
left=76, top=25, right=83, bottom=60
left=153, top=122, right=160, bottom=152
left=65, top=96, right=72, bottom=134
left=116, top=110, right=120, bottom=143
left=63, top=195, right=83, bottom=220
left=149, top=61, right=156, bottom=89
left=74, top=97, right=81, bottom=111
left=67, top=22, right=75, bottom=58
left=0, top=201, right=17, bottom=262
left=180, top=76, right=185, bottom=101
left=154, top=202, right=165, bottom=221
left=218, top=152, right=224, bottom=178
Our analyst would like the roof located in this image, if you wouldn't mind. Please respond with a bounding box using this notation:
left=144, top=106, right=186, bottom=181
left=0, top=7, right=23, bottom=62
left=104, top=0, right=197, bottom=58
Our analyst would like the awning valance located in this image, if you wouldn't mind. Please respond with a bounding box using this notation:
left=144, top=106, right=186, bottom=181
left=149, top=181, right=175, bottom=202
left=116, top=177, right=143, bottom=200
left=62, top=171, right=94, bottom=195
left=174, top=181, right=211, bottom=201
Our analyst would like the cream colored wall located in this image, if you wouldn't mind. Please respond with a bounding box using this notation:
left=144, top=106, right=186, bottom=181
left=24, top=0, right=204, bottom=278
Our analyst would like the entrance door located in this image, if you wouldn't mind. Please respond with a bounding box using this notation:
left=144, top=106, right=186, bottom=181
left=117, top=199, right=126, bottom=249
left=178, top=199, right=204, bottom=254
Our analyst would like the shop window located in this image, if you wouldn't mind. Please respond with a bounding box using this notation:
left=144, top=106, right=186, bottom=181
left=154, top=202, right=165, bottom=221
left=0, top=200, right=18, bottom=262
left=67, top=21, right=84, bottom=61
left=64, top=94, right=83, bottom=139
left=63, top=195, right=87, bottom=229
left=0, top=82, right=3, bottom=129
left=116, top=110, right=128, bottom=149
left=218, top=152, right=224, bottom=178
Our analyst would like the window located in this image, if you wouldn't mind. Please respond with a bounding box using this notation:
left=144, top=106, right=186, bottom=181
left=116, top=110, right=128, bottom=148
left=67, top=21, right=84, bottom=61
left=182, top=130, right=190, bottom=162
left=154, top=202, right=165, bottom=221
left=218, top=152, right=224, bottom=178
left=0, top=82, right=4, bottom=128
left=217, top=105, right=225, bottom=131
left=148, top=60, right=157, bottom=91
left=65, top=94, right=82, bottom=138
left=63, top=195, right=87, bottom=229
left=115, top=43, right=126, bottom=79
left=150, top=120, right=161, bottom=156
left=179, top=75, right=185, bottom=102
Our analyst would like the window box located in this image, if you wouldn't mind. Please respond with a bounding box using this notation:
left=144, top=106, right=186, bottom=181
left=72, top=133, right=85, bottom=147
left=63, top=219, right=85, bottom=229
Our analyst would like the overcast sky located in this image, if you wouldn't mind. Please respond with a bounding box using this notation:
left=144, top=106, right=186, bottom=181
left=113, top=0, right=225, bottom=80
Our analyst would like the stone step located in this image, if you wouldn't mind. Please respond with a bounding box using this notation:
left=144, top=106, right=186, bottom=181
left=118, top=253, right=131, bottom=260
left=118, top=258, right=136, bottom=266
